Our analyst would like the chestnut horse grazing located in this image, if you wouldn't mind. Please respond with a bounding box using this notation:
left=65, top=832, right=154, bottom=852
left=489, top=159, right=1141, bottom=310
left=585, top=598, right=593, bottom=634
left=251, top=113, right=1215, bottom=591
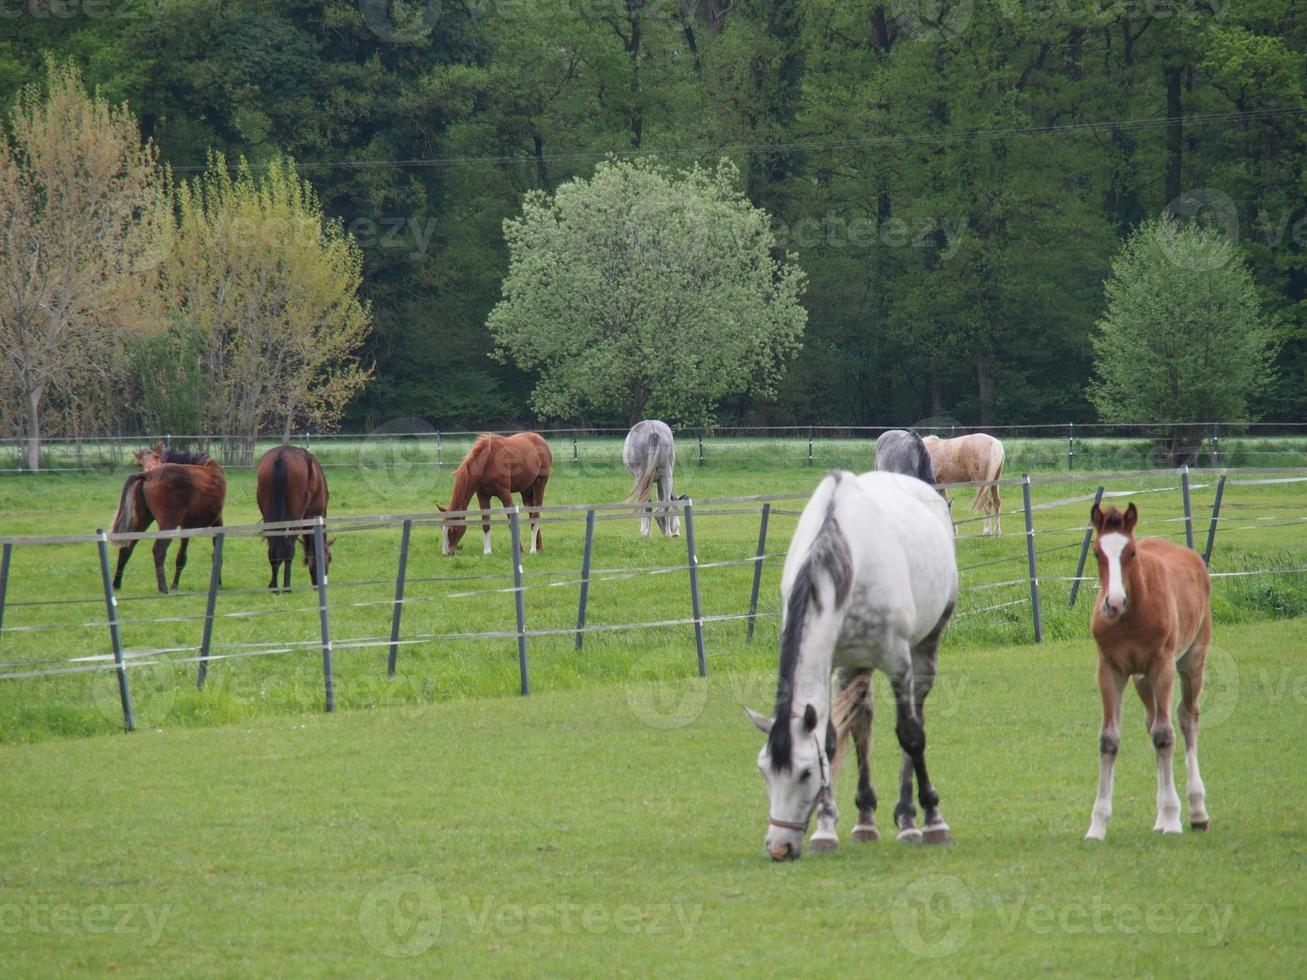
left=439, top=433, right=552, bottom=556
left=922, top=433, right=1005, bottom=535
left=256, top=445, right=332, bottom=592
left=112, top=448, right=226, bottom=593
left=1085, top=503, right=1212, bottom=841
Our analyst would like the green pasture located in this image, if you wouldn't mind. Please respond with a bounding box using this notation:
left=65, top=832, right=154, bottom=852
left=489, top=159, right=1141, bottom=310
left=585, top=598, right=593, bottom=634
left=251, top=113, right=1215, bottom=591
left=0, top=618, right=1303, bottom=976
left=0, top=449, right=1304, bottom=744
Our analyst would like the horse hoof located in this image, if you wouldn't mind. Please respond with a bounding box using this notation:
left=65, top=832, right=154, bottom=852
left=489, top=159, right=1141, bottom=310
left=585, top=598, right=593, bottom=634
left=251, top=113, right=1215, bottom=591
left=922, top=825, right=954, bottom=846
left=896, top=827, right=923, bottom=844
left=1190, top=820, right=1209, bottom=832
left=851, top=825, right=879, bottom=843
left=808, top=834, right=838, bottom=853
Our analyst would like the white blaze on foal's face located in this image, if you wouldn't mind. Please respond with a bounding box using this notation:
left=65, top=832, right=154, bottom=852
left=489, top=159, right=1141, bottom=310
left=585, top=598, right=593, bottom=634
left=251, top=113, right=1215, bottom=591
left=1096, top=532, right=1132, bottom=618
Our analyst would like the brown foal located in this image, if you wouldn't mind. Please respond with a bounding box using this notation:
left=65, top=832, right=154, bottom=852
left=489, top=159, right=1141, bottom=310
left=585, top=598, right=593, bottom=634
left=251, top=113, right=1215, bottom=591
left=1085, top=503, right=1212, bottom=841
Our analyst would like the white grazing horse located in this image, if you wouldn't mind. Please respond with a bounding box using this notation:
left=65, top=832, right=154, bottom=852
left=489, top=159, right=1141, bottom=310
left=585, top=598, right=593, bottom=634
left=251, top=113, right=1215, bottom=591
left=746, top=470, right=958, bottom=861
left=623, top=420, right=679, bottom=537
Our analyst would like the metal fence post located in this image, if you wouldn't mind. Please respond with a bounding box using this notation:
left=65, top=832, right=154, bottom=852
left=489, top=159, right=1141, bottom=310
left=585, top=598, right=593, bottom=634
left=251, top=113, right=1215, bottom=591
left=575, top=508, right=596, bottom=651
left=1203, top=475, right=1226, bottom=567
left=436, top=431, right=443, bottom=467
left=509, top=509, right=530, bottom=695
left=1210, top=422, right=1220, bottom=468
left=197, top=532, right=224, bottom=689
left=572, top=429, right=579, bottom=464
left=95, top=530, right=134, bottom=732
left=1021, top=476, right=1043, bottom=642
left=683, top=499, right=707, bottom=676
left=1180, top=465, right=1194, bottom=550
left=698, top=431, right=704, bottom=466
left=304, top=430, right=311, bottom=451
left=746, top=503, right=771, bottom=643
left=312, top=518, right=334, bottom=712
left=0, top=542, right=11, bottom=642
left=1067, top=423, right=1074, bottom=471
left=1069, top=486, right=1104, bottom=609
left=387, top=520, right=413, bottom=676
left=807, top=427, right=813, bottom=466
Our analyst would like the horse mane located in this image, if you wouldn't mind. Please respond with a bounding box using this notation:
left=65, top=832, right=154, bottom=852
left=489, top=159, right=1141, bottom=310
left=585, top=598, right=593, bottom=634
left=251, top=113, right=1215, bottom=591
left=769, top=474, right=854, bottom=772
left=157, top=447, right=213, bottom=466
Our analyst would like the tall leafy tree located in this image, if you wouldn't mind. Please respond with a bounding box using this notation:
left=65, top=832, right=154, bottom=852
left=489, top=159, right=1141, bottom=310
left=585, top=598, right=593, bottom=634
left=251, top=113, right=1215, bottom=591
left=488, top=158, right=806, bottom=425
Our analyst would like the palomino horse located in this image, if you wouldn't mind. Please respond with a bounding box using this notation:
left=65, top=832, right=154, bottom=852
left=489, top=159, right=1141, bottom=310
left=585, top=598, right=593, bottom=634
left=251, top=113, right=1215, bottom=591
left=1085, top=503, right=1212, bottom=841
left=874, top=429, right=938, bottom=486
left=746, top=470, right=958, bottom=860
left=256, top=445, right=332, bottom=592
left=922, top=433, right=1005, bottom=535
left=623, top=420, right=680, bottom=538
left=112, top=447, right=226, bottom=593
left=439, top=432, right=552, bottom=556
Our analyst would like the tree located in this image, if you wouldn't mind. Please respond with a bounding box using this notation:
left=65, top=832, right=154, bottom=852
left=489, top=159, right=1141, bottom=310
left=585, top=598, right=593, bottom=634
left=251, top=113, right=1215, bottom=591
left=487, top=158, right=807, bottom=426
left=1088, top=215, right=1277, bottom=430
left=156, top=155, right=372, bottom=461
left=0, top=61, right=166, bottom=469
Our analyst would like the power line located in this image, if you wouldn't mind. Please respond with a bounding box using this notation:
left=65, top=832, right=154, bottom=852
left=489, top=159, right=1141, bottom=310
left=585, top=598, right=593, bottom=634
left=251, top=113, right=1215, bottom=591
left=167, top=106, right=1307, bottom=173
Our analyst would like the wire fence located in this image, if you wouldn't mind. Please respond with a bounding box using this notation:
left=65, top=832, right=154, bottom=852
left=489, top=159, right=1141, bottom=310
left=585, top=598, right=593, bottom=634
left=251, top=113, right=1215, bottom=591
left=0, top=464, right=1302, bottom=732
left=5, top=421, right=1307, bottom=473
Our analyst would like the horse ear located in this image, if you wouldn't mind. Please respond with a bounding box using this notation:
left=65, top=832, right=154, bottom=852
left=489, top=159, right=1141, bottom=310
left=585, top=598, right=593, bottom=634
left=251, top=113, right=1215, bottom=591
left=1123, top=502, right=1138, bottom=533
left=1090, top=503, right=1104, bottom=532
left=744, top=707, right=771, bottom=734
left=436, top=504, right=446, bottom=513
left=802, top=703, right=817, bottom=732
left=326, top=537, right=336, bottom=547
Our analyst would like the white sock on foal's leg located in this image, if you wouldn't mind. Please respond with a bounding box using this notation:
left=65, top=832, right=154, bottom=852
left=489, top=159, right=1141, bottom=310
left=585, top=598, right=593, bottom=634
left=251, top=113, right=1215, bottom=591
left=1153, top=728, right=1183, bottom=834
left=529, top=520, right=539, bottom=553
left=1086, top=747, right=1116, bottom=841
left=482, top=529, right=492, bottom=555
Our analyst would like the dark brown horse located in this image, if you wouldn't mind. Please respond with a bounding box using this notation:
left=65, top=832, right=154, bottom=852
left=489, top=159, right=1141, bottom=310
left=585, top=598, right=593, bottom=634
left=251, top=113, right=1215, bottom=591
left=256, top=445, right=331, bottom=592
left=439, top=432, right=552, bottom=555
left=112, top=447, right=227, bottom=593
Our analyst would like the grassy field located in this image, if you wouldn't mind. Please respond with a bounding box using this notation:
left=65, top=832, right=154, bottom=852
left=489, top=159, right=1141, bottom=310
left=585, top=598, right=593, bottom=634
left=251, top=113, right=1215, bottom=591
left=0, top=619, right=1303, bottom=976
left=0, top=449, right=1304, bottom=743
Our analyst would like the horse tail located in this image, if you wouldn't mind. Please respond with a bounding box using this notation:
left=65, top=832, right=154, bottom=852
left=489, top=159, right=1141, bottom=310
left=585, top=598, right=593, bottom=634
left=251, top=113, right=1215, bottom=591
left=266, top=454, right=293, bottom=562
left=911, top=431, right=938, bottom=486
left=971, top=438, right=1005, bottom=513
left=625, top=437, right=661, bottom=505
left=112, top=474, right=148, bottom=539
left=769, top=473, right=854, bottom=771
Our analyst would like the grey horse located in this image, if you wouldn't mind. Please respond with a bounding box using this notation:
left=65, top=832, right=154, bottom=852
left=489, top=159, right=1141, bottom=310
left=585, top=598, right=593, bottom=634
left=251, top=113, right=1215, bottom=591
left=623, top=420, right=679, bottom=537
left=874, top=429, right=938, bottom=485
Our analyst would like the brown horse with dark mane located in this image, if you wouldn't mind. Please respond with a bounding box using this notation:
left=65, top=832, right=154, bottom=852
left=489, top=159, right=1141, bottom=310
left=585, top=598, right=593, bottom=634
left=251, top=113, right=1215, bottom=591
left=256, top=445, right=332, bottom=592
left=1084, top=502, right=1212, bottom=841
left=112, top=445, right=226, bottom=593
left=439, top=432, right=552, bottom=556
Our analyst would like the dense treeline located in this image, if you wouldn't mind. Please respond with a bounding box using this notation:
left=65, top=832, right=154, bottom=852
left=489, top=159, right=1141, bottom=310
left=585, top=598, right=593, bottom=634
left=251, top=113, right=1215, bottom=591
left=1, top=0, right=1303, bottom=430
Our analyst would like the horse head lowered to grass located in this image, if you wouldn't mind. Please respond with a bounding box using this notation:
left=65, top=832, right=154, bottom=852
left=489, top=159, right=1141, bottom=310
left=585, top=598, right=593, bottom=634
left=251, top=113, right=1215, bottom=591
left=438, top=432, right=552, bottom=556
left=746, top=470, right=958, bottom=861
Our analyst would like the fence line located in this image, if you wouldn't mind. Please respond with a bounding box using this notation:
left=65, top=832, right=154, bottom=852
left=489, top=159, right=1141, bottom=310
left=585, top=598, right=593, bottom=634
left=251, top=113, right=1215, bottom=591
left=0, top=465, right=1301, bottom=728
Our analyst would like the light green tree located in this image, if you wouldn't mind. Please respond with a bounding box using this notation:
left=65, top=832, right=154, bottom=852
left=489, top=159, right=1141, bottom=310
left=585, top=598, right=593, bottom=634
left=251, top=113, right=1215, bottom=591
left=1089, top=215, right=1277, bottom=425
left=487, top=158, right=807, bottom=426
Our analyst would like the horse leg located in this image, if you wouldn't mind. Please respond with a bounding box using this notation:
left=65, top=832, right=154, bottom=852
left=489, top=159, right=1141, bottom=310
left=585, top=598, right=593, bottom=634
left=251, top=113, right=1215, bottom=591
left=1086, top=662, right=1128, bottom=841
left=811, top=718, right=841, bottom=854
left=1147, top=655, right=1183, bottom=834
left=478, top=492, right=495, bottom=555
left=640, top=480, right=652, bottom=538
left=1178, top=633, right=1210, bottom=830
left=888, top=644, right=936, bottom=843
left=524, top=482, right=543, bottom=553
left=152, top=538, right=171, bottom=594
left=991, top=482, right=1002, bottom=536
left=170, top=536, right=190, bottom=591
left=112, top=541, right=137, bottom=590
left=910, top=639, right=950, bottom=844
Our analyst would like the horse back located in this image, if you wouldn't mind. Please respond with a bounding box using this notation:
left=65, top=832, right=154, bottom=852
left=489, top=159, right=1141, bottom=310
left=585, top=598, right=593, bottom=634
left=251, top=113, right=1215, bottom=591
left=145, top=462, right=226, bottom=527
